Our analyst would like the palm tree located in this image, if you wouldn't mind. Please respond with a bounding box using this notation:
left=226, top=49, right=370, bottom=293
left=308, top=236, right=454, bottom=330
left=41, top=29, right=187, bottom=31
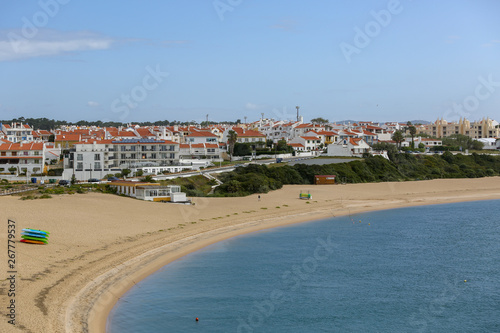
left=392, top=130, right=404, bottom=149
left=227, top=130, right=237, bottom=160
left=407, top=122, right=417, bottom=149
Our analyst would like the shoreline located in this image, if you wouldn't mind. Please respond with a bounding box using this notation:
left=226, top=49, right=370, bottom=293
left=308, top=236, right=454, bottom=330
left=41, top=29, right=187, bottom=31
left=1, top=178, right=500, bottom=333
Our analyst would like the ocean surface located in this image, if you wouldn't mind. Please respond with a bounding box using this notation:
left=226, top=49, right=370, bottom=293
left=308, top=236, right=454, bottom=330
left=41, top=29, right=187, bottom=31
left=107, top=200, right=500, bottom=332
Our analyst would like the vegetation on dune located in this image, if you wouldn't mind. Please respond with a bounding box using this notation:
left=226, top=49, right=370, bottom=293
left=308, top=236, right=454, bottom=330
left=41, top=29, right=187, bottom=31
left=211, top=153, right=500, bottom=197
left=160, top=175, right=214, bottom=197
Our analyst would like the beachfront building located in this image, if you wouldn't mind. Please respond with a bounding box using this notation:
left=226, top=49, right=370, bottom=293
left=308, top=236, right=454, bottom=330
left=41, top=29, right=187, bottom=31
left=63, top=138, right=181, bottom=180
left=1, top=122, right=34, bottom=143
left=421, top=118, right=500, bottom=139
left=0, top=142, right=46, bottom=175
left=326, top=138, right=371, bottom=157
left=179, top=143, right=221, bottom=160
left=109, top=181, right=188, bottom=203
left=64, top=139, right=121, bottom=180
left=111, top=139, right=179, bottom=169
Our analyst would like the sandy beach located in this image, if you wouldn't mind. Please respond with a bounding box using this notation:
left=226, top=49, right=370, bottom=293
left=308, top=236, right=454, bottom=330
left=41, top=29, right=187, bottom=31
left=1, top=177, right=500, bottom=333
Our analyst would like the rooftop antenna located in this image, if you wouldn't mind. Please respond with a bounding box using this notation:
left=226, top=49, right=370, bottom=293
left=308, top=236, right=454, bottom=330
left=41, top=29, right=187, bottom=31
left=244, top=116, right=247, bottom=124
left=296, top=106, right=300, bottom=122
left=206, top=114, right=209, bottom=126
left=261, top=113, right=264, bottom=121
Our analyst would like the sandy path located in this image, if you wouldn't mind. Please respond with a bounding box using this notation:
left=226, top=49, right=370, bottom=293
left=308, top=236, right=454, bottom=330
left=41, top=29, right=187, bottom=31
left=0, top=177, right=499, bottom=332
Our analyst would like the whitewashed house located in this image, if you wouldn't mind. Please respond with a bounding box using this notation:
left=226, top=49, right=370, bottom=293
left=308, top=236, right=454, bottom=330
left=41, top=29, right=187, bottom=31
left=326, top=138, right=371, bottom=157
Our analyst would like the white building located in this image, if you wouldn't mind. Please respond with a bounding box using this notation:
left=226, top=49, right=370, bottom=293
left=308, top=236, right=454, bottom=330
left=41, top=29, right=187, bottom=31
left=326, top=138, right=371, bottom=157
left=1, top=122, right=34, bottom=143
left=0, top=142, right=46, bottom=175
left=110, top=181, right=188, bottom=202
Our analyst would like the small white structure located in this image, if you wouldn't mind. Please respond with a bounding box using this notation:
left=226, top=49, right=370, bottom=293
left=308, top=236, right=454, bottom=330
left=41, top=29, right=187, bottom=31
left=110, top=181, right=189, bottom=203
left=326, top=138, right=371, bottom=157
left=136, top=185, right=187, bottom=202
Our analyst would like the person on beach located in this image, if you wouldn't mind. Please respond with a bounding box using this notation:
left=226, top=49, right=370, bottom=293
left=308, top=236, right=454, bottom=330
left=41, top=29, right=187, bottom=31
left=258, top=195, right=261, bottom=201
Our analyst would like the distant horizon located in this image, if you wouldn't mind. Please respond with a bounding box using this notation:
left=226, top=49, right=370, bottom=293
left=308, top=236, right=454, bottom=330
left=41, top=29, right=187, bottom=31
left=2, top=116, right=500, bottom=129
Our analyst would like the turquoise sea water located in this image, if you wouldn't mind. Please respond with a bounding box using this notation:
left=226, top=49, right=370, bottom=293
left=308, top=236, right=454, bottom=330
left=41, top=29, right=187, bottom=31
left=107, top=200, right=500, bottom=332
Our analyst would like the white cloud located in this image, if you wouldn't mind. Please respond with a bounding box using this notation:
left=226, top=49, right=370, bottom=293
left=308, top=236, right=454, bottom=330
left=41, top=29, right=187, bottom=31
left=0, top=29, right=113, bottom=62
left=87, top=101, right=99, bottom=107
left=245, top=102, right=259, bottom=110
left=481, top=39, right=500, bottom=48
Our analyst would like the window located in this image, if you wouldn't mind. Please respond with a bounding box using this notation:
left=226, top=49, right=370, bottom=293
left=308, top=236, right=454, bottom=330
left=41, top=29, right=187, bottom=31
left=121, top=146, right=126, bottom=151
left=131, top=154, right=136, bottom=159
left=169, top=153, right=175, bottom=159
left=169, top=145, right=175, bottom=151
left=151, top=153, right=157, bottom=159
left=94, top=154, right=100, bottom=160
left=77, top=154, right=83, bottom=161
left=0, top=152, right=5, bottom=156
left=34, top=151, right=39, bottom=156
left=77, top=162, right=83, bottom=170
left=95, top=162, right=101, bottom=169
left=24, top=151, right=29, bottom=155
left=121, top=154, right=126, bottom=159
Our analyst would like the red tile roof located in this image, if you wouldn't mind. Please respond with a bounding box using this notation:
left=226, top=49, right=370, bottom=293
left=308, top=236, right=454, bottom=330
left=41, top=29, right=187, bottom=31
left=0, top=142, right=45, bottom=151
left=55, top=134, right=81, bottom=141
left=186, top=131, right=217, bottom=137
left=231, top=128, right=265, bottom=137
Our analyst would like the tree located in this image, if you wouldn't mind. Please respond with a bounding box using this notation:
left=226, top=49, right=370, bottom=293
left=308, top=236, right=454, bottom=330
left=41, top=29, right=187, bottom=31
left=266, top=139, right=273, bottom=148
left=233, top=143, right=251, bottom=156
left=227, top=130, right=237, bottom=160
left=471, top=140, right=484, bottom=150
left=311, top=117, right=329, bottom=124
left=392, top=130, right=404, bottom=149
left=407, top=122, right=417, bottom=148
left=121, top=169, right=131, bottom=177
left=276, top=139, right=292, bottom=152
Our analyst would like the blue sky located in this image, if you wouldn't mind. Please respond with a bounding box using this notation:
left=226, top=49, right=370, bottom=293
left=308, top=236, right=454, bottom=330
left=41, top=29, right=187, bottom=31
left=0, top=0, right=499, bottom=124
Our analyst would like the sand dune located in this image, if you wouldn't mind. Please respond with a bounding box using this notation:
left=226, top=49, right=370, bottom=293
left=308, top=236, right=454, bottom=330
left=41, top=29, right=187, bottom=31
left=1, top=177, right=500, bottom=332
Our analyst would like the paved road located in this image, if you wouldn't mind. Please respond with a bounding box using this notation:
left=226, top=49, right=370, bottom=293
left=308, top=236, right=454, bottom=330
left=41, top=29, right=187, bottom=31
left=287, top=158, right=357, bottom=166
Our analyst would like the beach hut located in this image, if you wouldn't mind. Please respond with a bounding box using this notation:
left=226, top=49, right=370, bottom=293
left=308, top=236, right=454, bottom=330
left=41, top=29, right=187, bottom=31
left=314, top=175, right=336, bottom=185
